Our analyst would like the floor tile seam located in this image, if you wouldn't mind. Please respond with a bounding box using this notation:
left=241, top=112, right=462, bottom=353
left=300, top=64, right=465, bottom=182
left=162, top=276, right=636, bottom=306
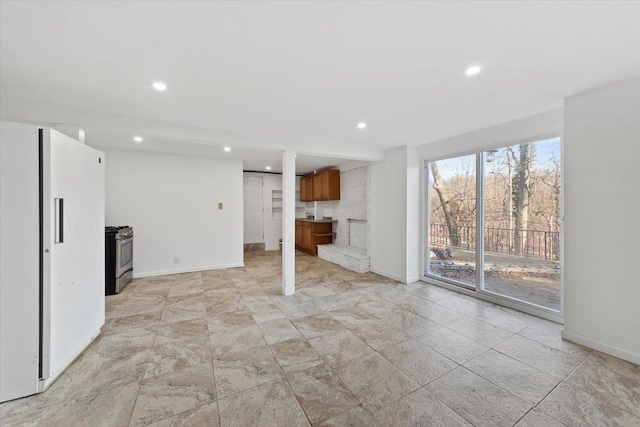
left=249, top=305, right=290, bottom=381
left=451, top=314, right=516, bottom=338
left=411, top=329, right=488, bottom=365
left=375, top=345, right=459, bottom=388
left=514, top=329, right=594, bottom=359
left=307, top=401, right=363, bottom=426
left=409, top=332, right=465, bottom=366
left=385, top=383, right=474, bottom=427
left=260, top=331, right=315, bottom=427
left=316, top=405, right=379, bottom=427
left=379, top=289, right=461, bottom=325
left=215, top=377, right=284, bottom=404
left=454, top=365, right=536, bottom=408
left=460, top=357, right=555, bottom=406
left=430, top=295, right=477, bottom=315
left=123, top=382, right=143, bottom=427
left=321, top=315, right=384, bottom=357
left=468, top=313, right=537, bottom=334
left=141, top=292, right=169, bottom=362
left=439, top=323, right=513, bottom=349
left=322, top=358, right=392, bottom=418
left=498, top=333, right=589, bottom=368
left=355, top=303, right=430, bottom=334
left=205, top=310, right=220, bottom=427
left=422, top=369, right=525, bottom=427
left=555, top=359, right=640, bottom=420
left=489, top=345, right=570, bottom=382
left=531, top=382, right=574, bottom=427
left=141, top=400, right=221, bottom=427
left=47, top=359, right=147, bottom=405
left=157, top=311, right=208, bottom=328
left=207, top=332, right=270, bottom=357
left=511, top=408, right=537, bottom=427
left=403, top=289, right=451, bottom=305
left=463, top=348, right=566, bottom=389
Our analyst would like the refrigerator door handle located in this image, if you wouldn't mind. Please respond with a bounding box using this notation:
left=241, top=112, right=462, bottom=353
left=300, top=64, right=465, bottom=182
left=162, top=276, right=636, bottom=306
left=54, top=198, right=63, bottom=243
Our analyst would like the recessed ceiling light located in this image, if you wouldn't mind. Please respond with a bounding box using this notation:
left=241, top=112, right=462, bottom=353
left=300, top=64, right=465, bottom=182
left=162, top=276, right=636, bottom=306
left=357, top=122, right=367, bottom=129
left=152, top=81, right=167, bottom=91
left=133, top=136, right=143, bottom=143
left=266, top=166, right=271, bottom=171
left=465, top=65, right=481, bottom=76
left=224, top=146, right=231, bottom=152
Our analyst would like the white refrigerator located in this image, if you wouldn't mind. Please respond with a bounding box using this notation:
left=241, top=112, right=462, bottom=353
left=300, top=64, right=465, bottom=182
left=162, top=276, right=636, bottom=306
left=0, top=121, right=105, bottom=402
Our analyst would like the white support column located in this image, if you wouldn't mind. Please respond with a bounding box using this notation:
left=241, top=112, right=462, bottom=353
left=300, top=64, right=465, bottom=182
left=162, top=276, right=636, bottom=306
left=282, top=150, right=296, bottom=295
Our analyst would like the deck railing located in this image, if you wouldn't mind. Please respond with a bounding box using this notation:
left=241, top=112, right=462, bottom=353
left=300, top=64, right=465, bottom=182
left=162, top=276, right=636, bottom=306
left=429, top=223, right=560, bottom=261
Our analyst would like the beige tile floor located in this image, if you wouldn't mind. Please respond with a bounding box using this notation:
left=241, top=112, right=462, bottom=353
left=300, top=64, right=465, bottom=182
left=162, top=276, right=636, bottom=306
left=1, top=251, right=639, bottom=426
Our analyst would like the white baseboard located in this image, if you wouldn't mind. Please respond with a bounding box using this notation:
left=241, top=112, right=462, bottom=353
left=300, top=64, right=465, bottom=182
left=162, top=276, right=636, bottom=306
left=39, top=327, right=101, bottom=391
left=370, top=268, right=407, bottom=284
left=561, top=329, right=640, bottom=365
left=133, top=262, right=245, bottom=279
left=406, top=275, right=420, bottom=284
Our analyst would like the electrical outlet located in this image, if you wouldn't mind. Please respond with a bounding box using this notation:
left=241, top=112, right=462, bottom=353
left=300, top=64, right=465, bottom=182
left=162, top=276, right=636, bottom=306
left=174, top=257, right=179, bottom=264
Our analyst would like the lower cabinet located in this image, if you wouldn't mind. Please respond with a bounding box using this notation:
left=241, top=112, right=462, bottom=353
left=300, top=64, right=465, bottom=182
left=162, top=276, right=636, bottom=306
left=295, top=221, right=303, bottom=247
left=295, top=220, right=333, bottom=255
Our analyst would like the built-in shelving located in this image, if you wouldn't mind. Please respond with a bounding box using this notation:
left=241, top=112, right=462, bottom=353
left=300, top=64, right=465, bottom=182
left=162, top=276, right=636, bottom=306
left=272, top=190, right=306, bottom=219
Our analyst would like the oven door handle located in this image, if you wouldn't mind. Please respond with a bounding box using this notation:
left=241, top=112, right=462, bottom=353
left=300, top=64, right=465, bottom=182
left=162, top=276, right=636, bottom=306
left=115, top=237, right=134, bottom=275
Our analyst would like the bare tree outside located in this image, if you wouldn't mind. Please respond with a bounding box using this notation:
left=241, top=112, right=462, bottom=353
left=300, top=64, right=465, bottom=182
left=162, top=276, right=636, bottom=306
left=427, top=138, right=562, bottom=310
left=427, top=153, right=476, bottom=286
left=513, top=143, right=533, bottom=256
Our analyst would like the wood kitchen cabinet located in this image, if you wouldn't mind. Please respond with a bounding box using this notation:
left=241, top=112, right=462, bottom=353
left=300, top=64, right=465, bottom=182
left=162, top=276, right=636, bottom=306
left=300, top=175, right=314, bottom=202
left=305, top=176, right=313, bottom=201
left=320, top=169, right=340, bottom=201
left=301, top=170, right=340, bottom=202
left=300, top=177, right=307, bottom=202
left=313, top=173, right=322, bottom=200
left=295, top=220, right=303, bottom=246
left=295, top=220, right=333, bottom=255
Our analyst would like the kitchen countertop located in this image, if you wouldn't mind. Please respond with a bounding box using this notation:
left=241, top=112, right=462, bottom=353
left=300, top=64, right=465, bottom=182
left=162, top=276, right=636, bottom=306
left=296, top=218, right=337, bottom=223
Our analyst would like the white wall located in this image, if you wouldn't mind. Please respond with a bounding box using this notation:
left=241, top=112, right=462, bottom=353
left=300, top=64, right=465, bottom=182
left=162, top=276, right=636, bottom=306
left=370, top=146, right=420, bottom=283
left=562, top=77, right=640, bottom=364
left=406, top=147, right=421, bottom=282
left=318, top=164, right=370, bottom=251
left=103, top=149, right=244, bottom=277
left=417, top=109, right=563, bottom=160
left=0, top=122, right=40, bottom=401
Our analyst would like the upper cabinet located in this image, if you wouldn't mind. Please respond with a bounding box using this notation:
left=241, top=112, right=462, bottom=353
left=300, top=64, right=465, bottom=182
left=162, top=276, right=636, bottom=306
left=300, top=177, right=308, bottom=201
left=300, top=169, right=340, bottom=202
left=312, top=173, right=322, bottom=200
left=320, top=170, right=340, bottom=201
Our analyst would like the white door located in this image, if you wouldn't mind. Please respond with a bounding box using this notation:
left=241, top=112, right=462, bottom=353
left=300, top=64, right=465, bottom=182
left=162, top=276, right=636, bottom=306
left=243, top=176, right=264, bottom=244
left=44, top=129, right=105, bottom=383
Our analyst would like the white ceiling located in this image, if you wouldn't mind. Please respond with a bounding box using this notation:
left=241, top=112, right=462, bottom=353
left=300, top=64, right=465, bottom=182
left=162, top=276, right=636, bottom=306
left=80, top=127, right=351, bottom=174
left=1, top=1, right=639, bottom=166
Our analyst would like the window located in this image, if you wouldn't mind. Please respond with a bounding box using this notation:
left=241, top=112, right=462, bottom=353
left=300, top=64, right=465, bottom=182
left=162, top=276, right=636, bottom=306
left=424, top=137, right=562, bottom=314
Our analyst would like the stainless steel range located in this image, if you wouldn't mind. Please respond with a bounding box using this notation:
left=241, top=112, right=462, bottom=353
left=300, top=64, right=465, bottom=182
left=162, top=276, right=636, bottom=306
left=105, top=226, right=133, bottom=295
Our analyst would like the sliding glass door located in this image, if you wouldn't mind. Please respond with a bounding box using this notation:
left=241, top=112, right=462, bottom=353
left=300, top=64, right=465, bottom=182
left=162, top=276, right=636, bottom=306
left=426, top=154, right=477, bottom=289
left=424, top=137, right=562, bottom=314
